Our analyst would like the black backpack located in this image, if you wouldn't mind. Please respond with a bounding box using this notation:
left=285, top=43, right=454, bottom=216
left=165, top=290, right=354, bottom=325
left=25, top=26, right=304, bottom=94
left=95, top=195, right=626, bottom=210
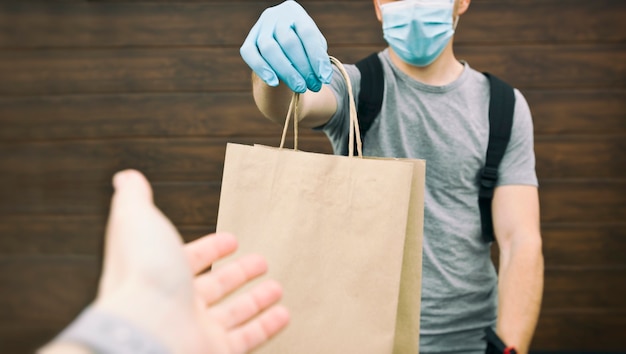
left=351, top=53, right=516, bottom=243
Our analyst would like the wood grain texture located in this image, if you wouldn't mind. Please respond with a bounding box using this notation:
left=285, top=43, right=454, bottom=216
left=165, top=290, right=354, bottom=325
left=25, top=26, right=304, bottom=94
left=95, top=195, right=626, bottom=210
left=0, top=257, right=623, bottom=325
left=2, top=218, right=626, bottom=269
left=0, top=1, right=623, bottom=48
left=1, top=0, right=624, bottom=352
left=0, top=44, right=623, bottom=95
left=1, top=137, right=622, bottom=186
left=1, top=90, right=624, bottom=141
left=526, top=90, right=626, bottom=136
left=2, top=178, right=625, bottom=226
left=0, top=215, right=211, bottom=256
left=531, top=311, right=626, bottom=351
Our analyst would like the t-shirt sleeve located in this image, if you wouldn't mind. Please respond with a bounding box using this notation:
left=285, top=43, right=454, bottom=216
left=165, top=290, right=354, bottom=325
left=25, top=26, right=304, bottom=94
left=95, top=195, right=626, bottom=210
left=314, top=63, right=361, bottom=156
left=497, top=89, right=539, bottom=187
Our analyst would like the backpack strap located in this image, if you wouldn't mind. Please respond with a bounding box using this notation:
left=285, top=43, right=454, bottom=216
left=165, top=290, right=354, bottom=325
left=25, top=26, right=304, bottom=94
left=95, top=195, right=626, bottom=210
left=353, top=56, right=515, bottom=244
left=354, top=52, right=385, bottom=145
left=479, top=73, right=516, bottom=243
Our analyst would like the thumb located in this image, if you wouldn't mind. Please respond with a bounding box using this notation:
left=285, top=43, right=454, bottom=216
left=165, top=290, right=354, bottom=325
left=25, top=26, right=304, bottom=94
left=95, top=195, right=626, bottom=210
left=111, top=169, right=154, bottom=212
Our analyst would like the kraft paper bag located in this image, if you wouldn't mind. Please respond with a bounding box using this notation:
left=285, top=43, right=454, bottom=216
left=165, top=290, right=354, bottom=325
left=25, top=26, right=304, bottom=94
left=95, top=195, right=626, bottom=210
left=215, top=57, right=425, bottom=354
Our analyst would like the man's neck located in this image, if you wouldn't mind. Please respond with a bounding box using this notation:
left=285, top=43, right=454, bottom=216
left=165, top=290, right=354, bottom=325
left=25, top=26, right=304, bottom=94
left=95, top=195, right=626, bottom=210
left=388, top=44, right=464, bottom=86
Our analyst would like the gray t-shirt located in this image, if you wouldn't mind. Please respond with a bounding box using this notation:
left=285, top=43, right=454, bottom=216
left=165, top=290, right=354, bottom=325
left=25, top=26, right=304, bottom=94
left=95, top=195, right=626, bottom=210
left=320, top=49, right=538, bottom=353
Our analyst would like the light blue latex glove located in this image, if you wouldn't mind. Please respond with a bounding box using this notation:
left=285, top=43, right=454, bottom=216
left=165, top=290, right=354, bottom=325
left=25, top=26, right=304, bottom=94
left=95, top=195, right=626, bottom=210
left=240, top=0, right=333, bottom=93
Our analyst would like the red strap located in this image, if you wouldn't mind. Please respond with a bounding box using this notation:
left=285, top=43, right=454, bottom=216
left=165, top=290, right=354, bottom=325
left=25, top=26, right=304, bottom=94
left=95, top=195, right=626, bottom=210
left=503, top=347, right=517, bottom=354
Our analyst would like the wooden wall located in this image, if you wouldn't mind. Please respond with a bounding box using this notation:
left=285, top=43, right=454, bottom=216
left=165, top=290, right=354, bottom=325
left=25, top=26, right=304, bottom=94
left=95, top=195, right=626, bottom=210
left=0, top=1, right=624, bottom=352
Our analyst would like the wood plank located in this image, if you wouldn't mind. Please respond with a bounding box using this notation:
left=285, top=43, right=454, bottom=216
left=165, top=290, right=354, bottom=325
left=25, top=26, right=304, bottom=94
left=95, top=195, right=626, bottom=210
left=0, top=137, right=621, bottom=188
left=0, top=256, right=99, bottom=328
left=531, top=310, right=626, bottom=351
left=454, top=44, right=626, bottom=90
left=0, top=1, right=623, bottom=48
left=1, top=256, right=623, bottom=325
left=539, top=181, right=626, bottom=224
left=535, top=136, right=626, bottom=180
left=0, top=138, right=333, bottom=185
left=3, top=219, right=626, bottom=269
left=542, top=269, right=626, bottom=310
left=0, top=92, right=312, bottom=142
left=0, top=215, right=212, bottom=256
left=526, top=90, right=626, bottom=136
left=1, top=179, right=624, bottom=226
left=542, top=224, right=626, bottom=268
left=0, top=326, right=58, bottom=354
left=0, top=45, right=623, bottom=95
left=1, top=90, right=624, bottom=141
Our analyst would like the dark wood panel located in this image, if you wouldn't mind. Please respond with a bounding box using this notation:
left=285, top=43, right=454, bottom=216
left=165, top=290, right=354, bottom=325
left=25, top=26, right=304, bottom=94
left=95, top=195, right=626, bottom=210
left=0, top=138, right=620, bottom=189
left=0, top=257, right=99, bottom=327
left=4, top=215, right=625, bottom=270
left=0, top=93, right=311, bottom=142
left=454, top=44, right=626, bottom=90
left=0, top=215, right=212, bottom=256
left=0, top=256, right=623, bottom=326
left=0, top=1, right=623, bottom=48
left=542, top=269, right=626, bottom=310
left=0, top=45, right=623, bottom=95
left=1, top=179, right=624, bottom=226
left=0, top=326, right=57, bottom=354
left=527, top=90, right=626, bottom=136
left=539, top=181, right=626, bottom=224
left=535, top=137, right=626, bottom=180
left=459, top=0, right=626, bottom=44
left=542, top=224, right=626, bottom=268
left=0, top=138, right=332, bottom=185
left=531, top=311, right=626, bottom=351
left=1, top=91, right=624, bottom=141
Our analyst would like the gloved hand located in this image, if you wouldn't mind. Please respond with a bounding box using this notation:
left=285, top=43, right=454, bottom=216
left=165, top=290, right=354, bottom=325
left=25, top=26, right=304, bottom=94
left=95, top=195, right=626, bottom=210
left=240, top=0, right=333, bottom=93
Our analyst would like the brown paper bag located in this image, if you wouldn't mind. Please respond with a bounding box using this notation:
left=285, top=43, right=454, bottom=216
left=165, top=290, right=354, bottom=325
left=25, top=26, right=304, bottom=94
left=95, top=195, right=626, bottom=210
left=215, top=57, right=425, bottom=354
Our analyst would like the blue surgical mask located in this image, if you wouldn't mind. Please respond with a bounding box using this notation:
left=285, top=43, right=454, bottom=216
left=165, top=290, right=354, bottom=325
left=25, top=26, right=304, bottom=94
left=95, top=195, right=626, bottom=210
left=380, top=0, right=457, bottom=67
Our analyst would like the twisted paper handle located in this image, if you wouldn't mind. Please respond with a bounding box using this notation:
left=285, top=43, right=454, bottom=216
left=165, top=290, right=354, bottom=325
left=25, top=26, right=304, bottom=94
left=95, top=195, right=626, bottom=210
left=279, top=56, right=363, bottom=158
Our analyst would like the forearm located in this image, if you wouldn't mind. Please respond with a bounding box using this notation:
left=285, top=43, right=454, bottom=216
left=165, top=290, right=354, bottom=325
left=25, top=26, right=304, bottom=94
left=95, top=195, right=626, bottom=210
left=497, top=234, right=544, bottom=354
left=252, top=72, right=294, bottom=125
left=252, top=71, right=336, bottom=128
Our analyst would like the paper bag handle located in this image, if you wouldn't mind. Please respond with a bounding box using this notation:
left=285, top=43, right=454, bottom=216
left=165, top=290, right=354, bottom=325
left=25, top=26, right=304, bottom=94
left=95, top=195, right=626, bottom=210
left=279, top=56, right=363, bottom=158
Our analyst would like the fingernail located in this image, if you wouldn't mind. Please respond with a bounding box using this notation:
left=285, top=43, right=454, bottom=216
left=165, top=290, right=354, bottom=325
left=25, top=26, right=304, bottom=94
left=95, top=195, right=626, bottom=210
left=262, top=70, right=279, bottom=86
left=307, top=73, right=322, bottom=92
left=292, top=77, right=306, bottom=93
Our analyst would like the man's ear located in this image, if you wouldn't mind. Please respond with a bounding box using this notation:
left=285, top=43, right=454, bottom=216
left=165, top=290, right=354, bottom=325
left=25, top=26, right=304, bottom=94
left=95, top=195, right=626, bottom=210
left=374, top=0, right=382, bottom=22
left=456, top=0, right=471, bottom=16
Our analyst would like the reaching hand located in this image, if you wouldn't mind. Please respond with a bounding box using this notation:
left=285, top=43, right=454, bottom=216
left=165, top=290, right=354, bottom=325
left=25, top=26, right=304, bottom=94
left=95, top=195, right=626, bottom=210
left=93, top=169, right=289, bottom=353
left=240, top=0, right=333, bottom=93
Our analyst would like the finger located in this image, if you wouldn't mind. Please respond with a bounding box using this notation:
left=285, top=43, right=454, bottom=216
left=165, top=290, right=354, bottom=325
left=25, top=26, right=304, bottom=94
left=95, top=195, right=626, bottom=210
left=257, top=20, right=307, bottom=93
left=228, top=305, right=290, bottom=354
left=195, top=254, right=268, bottom=305
left=293, top=17, right=332, bottom=84
left=240, top=21, right=279, bottom=87
left=274, top=22, right=322, bottom=92
left=111, top=169, right=153, bottom=212
left=208, top=279, right=283, bottom=329
left=185, top=233, right=238, bottom=275
left=99, top=169, right=161, bottom=296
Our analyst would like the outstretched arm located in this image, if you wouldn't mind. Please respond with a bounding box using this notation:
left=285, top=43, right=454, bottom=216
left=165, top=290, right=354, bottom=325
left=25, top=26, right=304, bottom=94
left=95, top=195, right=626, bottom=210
left=40, top=170, right=289, bottom=354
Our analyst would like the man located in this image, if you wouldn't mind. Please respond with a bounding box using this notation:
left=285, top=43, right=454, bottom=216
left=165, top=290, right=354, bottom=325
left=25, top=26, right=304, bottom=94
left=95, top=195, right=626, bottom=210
left=240, top=0, right=543, bottom=353
left=39, top=170, right=290, bottom=354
